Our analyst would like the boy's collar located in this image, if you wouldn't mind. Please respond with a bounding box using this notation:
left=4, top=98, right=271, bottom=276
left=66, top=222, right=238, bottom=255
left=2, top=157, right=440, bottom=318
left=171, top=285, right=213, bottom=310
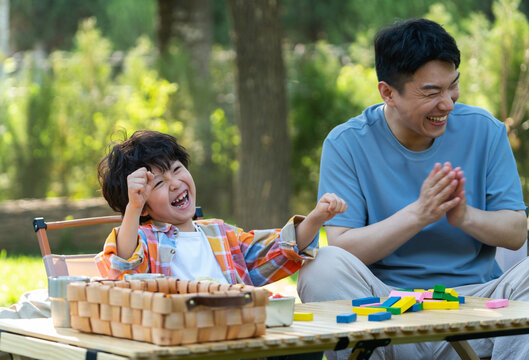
left=145, top=220, right=199, bottom=233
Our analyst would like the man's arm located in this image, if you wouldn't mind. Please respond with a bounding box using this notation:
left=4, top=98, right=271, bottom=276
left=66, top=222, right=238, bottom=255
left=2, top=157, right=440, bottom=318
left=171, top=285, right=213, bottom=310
left=326, top=162, right=462, bottom=265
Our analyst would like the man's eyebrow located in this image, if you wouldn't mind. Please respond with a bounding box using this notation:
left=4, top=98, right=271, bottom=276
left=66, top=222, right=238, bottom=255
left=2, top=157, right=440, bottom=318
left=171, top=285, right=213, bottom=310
left=421, top=72, right=460, bottom=91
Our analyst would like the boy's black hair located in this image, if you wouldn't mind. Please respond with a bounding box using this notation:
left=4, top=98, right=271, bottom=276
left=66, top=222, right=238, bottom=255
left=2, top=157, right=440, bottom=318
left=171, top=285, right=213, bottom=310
left=98, top=130, right=190, bottom=223
left=374, top=18, right=460, bottom=93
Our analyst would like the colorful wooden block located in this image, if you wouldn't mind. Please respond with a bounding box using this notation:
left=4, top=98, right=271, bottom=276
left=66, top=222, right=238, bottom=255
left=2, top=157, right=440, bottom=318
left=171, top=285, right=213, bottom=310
left=337, top=312, right=357, bottom=323
left=293, top=312, right=313, bottom=321
left=433, top=291, right=445, bottom=300
left=389, top=296, right=416, bottom=313
left=368, top=311, right=392, bottom=321
left=380, top=296, right=401, bottom=308
left=443, top=293, right=459, bottom=302
left=459, top=296, right=465, bottom=304
left=352, top=307, right=386, bottom=316
left=352, top=296, right=380, bottom=306
left=434, top=285, right=446, bottom=293
left=485, top=299, right=509, bottom=309
left=406, top=303, right=423, bottom=312
left=446, top=288, right=459, bottom=297
left=423, top=300, right=459, bottom=310
left=389, top=291, right=426, bottom=303
left=359, top=302, right=383, bottom=307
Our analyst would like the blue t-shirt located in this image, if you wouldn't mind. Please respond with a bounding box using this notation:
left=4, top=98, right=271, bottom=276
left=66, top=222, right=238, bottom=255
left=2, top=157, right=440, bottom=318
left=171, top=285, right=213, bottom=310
left=318, top=103, right=525, bottom=289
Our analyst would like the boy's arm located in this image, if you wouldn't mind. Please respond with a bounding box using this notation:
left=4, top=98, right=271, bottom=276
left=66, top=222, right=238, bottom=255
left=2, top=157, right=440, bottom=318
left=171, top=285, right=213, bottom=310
left=116, top=167, right=154, bottom=259
left=295, top=193, right=347, bottom=251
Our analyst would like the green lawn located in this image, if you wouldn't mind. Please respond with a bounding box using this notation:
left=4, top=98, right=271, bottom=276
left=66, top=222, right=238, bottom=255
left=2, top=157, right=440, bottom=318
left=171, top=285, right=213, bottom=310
left=0, top=250, right=47, bottom=308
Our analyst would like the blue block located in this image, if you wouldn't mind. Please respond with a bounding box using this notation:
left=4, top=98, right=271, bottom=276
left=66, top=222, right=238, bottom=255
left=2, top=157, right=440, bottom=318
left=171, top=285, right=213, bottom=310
left=380, top=296, right=401, bottom=308
left=336, top=312, right=357, bottom=323
left=352, top=296, right=380, bottom=306
left=406, top=303, right=423, bottom=312
left=459, top=296, right=465, bottom=304
left=368, top=311, right=392, bottom=321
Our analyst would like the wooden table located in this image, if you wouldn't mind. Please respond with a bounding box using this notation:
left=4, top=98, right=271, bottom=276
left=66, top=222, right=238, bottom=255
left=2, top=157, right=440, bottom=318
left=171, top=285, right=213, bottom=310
left=2, top=297, right=529, bottom=360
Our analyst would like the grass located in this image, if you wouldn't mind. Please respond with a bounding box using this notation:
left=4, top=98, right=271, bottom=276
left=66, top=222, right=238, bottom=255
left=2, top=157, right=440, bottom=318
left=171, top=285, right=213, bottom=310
left=0, top=250, right=47, bottom=308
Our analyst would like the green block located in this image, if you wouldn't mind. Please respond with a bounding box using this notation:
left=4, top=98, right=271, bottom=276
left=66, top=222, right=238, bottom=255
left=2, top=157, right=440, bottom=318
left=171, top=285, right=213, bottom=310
left=433, top=291, right=445, bottom=300
left=433, top=284, right=446, bottom=292
left=443, top=293, right=459, bottom=302
left=386, top=307, right=402, bottom=315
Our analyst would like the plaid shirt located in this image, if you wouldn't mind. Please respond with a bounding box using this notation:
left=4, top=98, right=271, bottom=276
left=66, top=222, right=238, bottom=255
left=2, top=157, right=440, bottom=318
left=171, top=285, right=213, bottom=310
left=95, top=216, right=318, bottom=286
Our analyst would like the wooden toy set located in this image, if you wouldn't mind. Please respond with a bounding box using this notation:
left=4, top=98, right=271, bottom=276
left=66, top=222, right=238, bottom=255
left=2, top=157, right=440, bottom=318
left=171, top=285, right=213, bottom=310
left=65, top=278, right=270, bottom=346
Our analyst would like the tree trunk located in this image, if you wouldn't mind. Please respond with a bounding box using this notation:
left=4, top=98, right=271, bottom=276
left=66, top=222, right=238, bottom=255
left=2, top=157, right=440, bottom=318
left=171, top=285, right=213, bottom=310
left=228, top=0, right=290, bottom=229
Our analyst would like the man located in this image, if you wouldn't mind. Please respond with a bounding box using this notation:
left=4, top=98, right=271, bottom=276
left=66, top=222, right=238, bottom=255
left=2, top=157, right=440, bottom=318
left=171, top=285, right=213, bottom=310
left=298, top=18, right=529, bottom=359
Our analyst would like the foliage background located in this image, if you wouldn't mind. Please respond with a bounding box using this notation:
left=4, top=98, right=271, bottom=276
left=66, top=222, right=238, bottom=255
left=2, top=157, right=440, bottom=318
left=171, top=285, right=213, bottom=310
left=1, top=0, right=529, bottom=245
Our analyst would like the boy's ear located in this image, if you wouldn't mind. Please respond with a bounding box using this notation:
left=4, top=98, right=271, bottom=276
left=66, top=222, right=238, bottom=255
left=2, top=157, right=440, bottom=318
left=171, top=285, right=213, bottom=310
left=141, top=206, right=150, bottom=217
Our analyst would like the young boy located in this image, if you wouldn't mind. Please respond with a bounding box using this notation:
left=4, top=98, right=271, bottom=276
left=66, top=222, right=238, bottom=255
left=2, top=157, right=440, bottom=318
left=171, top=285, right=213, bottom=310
left=95, top=130, right=346, bottom=285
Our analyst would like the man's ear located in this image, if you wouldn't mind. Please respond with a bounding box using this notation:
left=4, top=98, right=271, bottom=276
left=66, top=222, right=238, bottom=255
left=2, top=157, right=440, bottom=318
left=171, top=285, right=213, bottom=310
left=378, top=81, right=395, bottom=106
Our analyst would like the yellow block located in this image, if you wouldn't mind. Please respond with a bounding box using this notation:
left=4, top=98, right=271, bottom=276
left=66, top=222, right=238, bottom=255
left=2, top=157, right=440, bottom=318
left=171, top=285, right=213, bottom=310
left=423, top=301, right=460, bottom=310
left=293, top=312, right=313, bottom=321
left=446, top=288, right=459, bottom=297
left=414, top=289, right=426, bottom=292
left=391, top=296, right=416, bottom=313
left=352, top=307, right=386, bottom=316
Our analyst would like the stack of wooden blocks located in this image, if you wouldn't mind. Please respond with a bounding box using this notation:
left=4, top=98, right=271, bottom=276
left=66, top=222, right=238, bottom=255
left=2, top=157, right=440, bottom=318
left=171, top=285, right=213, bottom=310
left=65, top=278, right=270, bottom=345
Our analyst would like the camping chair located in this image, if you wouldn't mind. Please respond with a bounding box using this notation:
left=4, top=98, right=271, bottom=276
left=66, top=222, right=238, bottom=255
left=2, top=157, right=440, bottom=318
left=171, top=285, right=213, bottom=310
left=33, top=207, right=203, bottom=278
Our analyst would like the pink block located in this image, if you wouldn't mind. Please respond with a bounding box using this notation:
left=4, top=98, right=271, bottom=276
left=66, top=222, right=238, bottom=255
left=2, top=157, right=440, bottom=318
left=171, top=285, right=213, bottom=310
left=422, top=299, right=443, bottom=302
left=359, top=302, right=382, bottom=307
left=485, top=299, right=509, bottom=309
left=389, top=291, right=427, bottom=303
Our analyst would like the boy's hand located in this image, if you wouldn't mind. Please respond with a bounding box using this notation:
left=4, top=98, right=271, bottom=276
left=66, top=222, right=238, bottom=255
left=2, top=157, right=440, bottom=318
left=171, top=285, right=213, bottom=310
left=127, top=167, right=154, bottom=211
left=312, top=192, right=347, bottom=222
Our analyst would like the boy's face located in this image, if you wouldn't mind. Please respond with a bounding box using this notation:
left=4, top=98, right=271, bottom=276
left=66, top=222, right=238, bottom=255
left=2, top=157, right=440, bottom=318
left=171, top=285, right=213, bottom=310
left=142, top=160, right=197, bottom=231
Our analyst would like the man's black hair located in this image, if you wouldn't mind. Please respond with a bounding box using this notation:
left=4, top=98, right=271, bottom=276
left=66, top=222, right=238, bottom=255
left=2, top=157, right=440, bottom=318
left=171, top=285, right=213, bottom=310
left=374, top=18, right=460, bottom=93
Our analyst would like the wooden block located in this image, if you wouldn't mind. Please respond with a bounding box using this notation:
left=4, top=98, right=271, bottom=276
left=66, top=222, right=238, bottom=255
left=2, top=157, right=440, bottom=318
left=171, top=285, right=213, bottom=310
left=156, top=278, right=169, bottom=294
left=181, top=327, right=198, bottom=344
left=121, top=288, right=132, bottom=307
left=110, top=322, right=132, bottom=339
left=152, top=293, right=172, bottom=314
left=109, top=287, right=123, bottom=306
left=293, top=312, right=313, bottom=321
left=67, top=282, right=87, bottom=301
left=353, top=307, right=386, bottom=315
left=443, top=293, right=459, bottom=302
left=90, top=318, right=112, bottom=335
left=142, top=310, right=153, bottom=327
left=446, top=288, right=459, bottom=297
left=70, top=315, right=91, bottom=332
left=78, top=301, right=91, bottom=317
left=434, top=284, right=446, bottom=293
left=132, top=309, right=142, bottom=325
left=486, top=299, right=509, bottom=309
left=142, top=291, right=154, bottom=310
left=130, top=290, right=144, bottom=309
left=368, top=311, right=392, bottom=322
left=165, top=312, right=185, bottom=330
left=360, top=302, right=383, bottom=307
left=89, top=303, right=100, bottom=318
left=178, top=280, right=190, bottom=294
left=86, top=285, right=102, bottom=303
left=389, top=290, right=426, bottom=302
left=391, top=296, right=416, bottom=313
left=459, top=296, right=466, bottom=304
left=111, top=306, right=121, bottom=322
left=121, top=306, right=134, bottom=324
left=196, top=310, right=215, bottom=328
left=352, top=296, right=380, bottom=306
left=381, top=297, right=401, bottom=308
left=406, top=303, right=423, bottom=312
left=423, top=300, right=459, bottom=310
left=433, top=291, right=445, bottom=300
left=337, top=312, right=357, bottom=323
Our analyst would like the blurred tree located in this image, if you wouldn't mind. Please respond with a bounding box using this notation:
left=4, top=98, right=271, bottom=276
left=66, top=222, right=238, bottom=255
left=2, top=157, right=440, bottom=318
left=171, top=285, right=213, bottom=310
left=228, top=0, right=290, bottom=228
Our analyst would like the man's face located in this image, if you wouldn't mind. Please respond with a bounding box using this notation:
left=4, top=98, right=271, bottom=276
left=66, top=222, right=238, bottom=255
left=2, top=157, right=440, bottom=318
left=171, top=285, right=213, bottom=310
left=383, top=60, right=460, bottom=151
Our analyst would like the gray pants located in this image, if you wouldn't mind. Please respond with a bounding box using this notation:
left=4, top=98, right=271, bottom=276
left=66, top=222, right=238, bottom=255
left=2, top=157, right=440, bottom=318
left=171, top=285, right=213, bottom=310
left=297, top=246, right=529, bottom=360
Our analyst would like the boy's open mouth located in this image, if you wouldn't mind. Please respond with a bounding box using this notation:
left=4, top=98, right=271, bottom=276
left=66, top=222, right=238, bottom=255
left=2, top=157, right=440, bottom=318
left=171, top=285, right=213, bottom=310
left=171, top=190, right=189, bottom=208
